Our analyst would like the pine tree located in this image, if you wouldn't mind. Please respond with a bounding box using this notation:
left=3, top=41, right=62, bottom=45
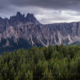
left=43, top=67, right=49, bottom=80
left=48, top=69, right=55, bottom=80
left=25, top=70, right=33, bottom=80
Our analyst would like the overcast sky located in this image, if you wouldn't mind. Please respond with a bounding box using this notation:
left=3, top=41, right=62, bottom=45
left=0, top=0, right=80, bottom=24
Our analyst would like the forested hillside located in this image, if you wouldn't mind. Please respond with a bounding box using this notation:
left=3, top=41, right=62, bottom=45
left=0, top=44, right=80, bottom=80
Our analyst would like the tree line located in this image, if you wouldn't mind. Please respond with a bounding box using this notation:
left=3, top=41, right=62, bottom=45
left=0, top=44, right=80, bottom=80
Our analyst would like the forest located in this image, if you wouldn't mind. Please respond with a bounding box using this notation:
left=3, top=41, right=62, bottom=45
left=0, top=44, right=80, bottom=80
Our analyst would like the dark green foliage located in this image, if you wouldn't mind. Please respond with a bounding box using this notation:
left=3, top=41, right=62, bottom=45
left=0, top=44, right=80, bottom=80
left=0, top=37, right=32, bottom=55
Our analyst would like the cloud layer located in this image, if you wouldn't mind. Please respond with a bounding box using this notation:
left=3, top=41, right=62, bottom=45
left=0, top=0, right=80, bottom=24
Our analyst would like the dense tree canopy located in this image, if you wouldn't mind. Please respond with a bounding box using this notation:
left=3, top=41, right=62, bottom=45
left=0, top=44, right=80, bottom=80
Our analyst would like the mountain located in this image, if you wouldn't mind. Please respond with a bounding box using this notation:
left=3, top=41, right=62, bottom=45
left=0, top=12, right=80, bottom=54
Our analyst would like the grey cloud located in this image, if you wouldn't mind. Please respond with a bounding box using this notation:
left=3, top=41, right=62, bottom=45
left=0, top=0, right=80, bottom=24
left=39, top=15, right=74, bottom=24
left=8, top=0, right=80, bottom=11
left=0, top=0, right=80, bottom=11
left=0, top=0, right=80, bottom=15
left=66, top=12, right=80, bottom=16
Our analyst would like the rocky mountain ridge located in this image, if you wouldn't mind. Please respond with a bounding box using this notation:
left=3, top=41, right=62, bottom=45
left=0, top=12, right=40, bottom=32
left=0, top=12, right=80, bottom=54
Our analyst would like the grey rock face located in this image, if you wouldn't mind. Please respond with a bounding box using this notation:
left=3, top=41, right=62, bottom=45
left=0, top=12, right=80, bottom=54
left=0, top=12, right=40, bottom=32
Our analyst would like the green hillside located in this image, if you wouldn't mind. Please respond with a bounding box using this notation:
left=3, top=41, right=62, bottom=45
left=0, top=44, right=80, bottom=80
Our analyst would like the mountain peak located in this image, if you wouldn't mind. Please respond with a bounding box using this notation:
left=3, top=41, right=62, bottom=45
left=26, top=13, right=36, bottom=21
left=0, top=12, right=40, bottom=31
left=26, top=13, right=40, bottom=24
left=27, top=13, right=34, bottom=17
left=16, top=12, right=22, bottom=16
left=16, top=11, right=25, bottom=18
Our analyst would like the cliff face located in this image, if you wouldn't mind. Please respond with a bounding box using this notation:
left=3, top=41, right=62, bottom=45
left=0, top=12, right=80, bottom=54
left=0, top=12, right=40, bottom=32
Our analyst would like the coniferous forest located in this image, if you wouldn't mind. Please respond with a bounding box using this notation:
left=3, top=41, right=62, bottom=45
left=0, top=44, right=80, bottom=80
